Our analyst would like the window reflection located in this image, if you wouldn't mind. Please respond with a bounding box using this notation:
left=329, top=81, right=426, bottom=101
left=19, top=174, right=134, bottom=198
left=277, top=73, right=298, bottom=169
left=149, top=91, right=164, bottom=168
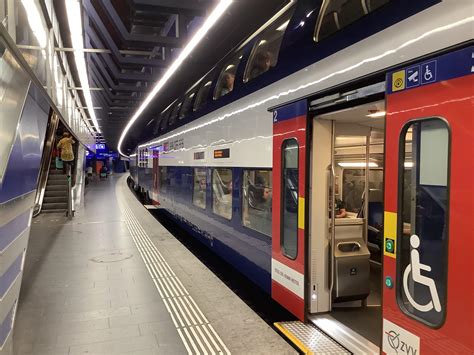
left=244, top=7, right=295, bottom=82
left=242, top=170, right=272, bottom=236
left=193, top=168, right=207, bottom=209
left=212, top=168, right=233, bottom=220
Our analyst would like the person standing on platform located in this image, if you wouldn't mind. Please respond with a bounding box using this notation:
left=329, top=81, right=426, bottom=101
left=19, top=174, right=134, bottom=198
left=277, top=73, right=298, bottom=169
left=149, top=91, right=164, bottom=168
left=57, top=132, right=75, bottom=175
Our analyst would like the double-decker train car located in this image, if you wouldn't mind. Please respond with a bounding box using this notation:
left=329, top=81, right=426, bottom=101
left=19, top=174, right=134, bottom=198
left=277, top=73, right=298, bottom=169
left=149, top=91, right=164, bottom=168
left=129, top=0, right=473, bottom=353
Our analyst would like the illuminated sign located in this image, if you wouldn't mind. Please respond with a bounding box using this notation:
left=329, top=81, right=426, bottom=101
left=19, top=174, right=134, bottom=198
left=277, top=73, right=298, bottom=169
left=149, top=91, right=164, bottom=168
left=214, top=148, right=230, bottom=159
left=95, top=144, right=106, bottom=150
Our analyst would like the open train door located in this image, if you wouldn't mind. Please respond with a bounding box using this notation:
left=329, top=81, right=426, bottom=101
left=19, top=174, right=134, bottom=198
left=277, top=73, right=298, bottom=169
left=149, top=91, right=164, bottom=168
left=271, top=100, right=308, bottom=321
left=382, top=46, right=473, bottom=354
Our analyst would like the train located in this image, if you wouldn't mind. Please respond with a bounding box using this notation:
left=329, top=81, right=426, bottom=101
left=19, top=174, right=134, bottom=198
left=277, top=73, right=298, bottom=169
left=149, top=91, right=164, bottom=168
left=129, top=0, right=473, bottom=353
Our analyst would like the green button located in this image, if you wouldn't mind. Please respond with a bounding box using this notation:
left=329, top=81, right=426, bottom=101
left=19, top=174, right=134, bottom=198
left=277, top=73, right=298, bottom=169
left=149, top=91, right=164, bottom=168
left=385, top=238, right=395, bottom=253
left=385, top=276, right=393, bottom=289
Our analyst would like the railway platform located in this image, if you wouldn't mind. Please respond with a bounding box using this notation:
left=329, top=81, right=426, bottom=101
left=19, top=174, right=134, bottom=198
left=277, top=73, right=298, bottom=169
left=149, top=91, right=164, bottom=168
left=11, top=175, right=295, bottom=355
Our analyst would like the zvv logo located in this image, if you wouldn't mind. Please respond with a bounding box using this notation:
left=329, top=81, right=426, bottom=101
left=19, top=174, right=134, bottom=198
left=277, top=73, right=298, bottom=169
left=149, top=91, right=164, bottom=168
left=385, top=330, right=417, bottom=355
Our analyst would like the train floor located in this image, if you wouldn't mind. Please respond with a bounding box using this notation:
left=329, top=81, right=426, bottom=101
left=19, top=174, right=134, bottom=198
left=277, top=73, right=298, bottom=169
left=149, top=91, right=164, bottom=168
left=330, top=263, right=382, bottom=346
left=12, top=174, right=295, bottom=355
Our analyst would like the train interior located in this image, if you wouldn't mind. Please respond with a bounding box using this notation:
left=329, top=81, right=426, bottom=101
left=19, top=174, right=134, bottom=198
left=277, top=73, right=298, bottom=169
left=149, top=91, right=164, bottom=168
left=308, top=98, right=386, bottom=350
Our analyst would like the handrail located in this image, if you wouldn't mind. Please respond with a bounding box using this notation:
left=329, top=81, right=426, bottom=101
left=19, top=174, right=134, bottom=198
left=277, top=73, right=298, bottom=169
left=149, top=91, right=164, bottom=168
left=33, top=111, right=59, bottom=217
left=328, top=120, right=336, bottom=310
left=67, top=163, right=74, bottom=219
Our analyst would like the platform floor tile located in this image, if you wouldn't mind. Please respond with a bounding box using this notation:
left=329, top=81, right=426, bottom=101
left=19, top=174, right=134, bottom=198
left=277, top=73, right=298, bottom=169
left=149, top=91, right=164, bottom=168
left=12, top=175, right=295, bottom=354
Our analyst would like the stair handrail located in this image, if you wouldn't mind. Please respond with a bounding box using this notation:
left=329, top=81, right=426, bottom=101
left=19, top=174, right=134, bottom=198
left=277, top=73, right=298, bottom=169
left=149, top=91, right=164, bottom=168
left=33, top=112, right=59, bottom=217
left=67, top=163, right=74, bottom=219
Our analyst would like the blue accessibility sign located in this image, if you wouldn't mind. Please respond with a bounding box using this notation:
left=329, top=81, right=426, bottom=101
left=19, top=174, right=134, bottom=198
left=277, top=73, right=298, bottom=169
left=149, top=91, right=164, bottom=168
left=420, top=61, right=437, bottom=85
left=386, top=46, right=472, bottom=94
left=406, top=65, right=420, bottom=88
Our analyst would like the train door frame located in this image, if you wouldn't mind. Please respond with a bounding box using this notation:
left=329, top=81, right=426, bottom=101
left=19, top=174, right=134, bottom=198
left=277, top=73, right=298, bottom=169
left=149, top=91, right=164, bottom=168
left=307, top=84, right=386, bottom=352
left=271, top=100, right=308, bottom=321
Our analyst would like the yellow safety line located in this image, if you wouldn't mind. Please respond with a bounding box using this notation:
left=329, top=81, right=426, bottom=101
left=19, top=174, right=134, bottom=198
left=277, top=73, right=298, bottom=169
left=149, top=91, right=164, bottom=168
left=274, top=322, right=314, bottom=355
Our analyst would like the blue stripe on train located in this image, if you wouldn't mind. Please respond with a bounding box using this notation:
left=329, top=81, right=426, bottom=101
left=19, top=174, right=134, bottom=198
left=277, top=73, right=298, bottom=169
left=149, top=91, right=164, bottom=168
left=137, top=165, right=272, bottom=294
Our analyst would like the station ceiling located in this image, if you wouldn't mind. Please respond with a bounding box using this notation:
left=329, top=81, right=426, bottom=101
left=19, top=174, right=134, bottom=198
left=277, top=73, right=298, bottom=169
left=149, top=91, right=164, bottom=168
left=55, top=0, right=288, bottom=152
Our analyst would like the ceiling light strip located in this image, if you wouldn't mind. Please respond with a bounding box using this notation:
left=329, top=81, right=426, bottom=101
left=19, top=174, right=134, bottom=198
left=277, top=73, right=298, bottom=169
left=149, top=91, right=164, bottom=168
left=118, top=0, right=233, bottom=156
left=65, top=0, right=101, bottom=133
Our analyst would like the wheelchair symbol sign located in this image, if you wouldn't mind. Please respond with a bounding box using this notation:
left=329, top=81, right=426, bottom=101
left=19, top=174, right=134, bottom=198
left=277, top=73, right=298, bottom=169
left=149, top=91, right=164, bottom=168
left=403, top=235, right=442, bottom=313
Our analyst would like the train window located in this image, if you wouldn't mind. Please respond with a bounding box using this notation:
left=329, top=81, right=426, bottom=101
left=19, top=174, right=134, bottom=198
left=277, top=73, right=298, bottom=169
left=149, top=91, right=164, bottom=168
left=314, top=0, right=391, bottom=42
left=244, top=7, right=294, bottom=83
left=159, top=109, right=171, bottom=132
left=168, top=101, right=182, bottom=127
left=397, top=118, right=450, bottom=328
left=214, top=51, right=243, bottom=100
left=281, top=139, right=299, bottom=259
left=212, top=168, right=232, bottom=220
left=153, top=117, right=161, bottom=135
left=194, top=80, right=213, bottom=111
left=242, top=170, right=272, bottom=237
left=159, top=166, right=168, bottom=192
left=180, top=90, right=197, bottom=119
left=193, top=168, right=207, bottom=209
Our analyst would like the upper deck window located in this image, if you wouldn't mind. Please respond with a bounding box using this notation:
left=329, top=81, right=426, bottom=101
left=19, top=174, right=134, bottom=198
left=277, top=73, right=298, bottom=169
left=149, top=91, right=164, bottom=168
left=243, top=7, right=294, bottom=83
left=159, top=109, right=171, bottom=132
left=180, top=90, right=197, bottom=119
left=314, top=0, right=390, bottom=42
left=214, top=52, right=243, bottom=100
left=194, top=80, right=213, bottom=112
left=168, top=101, right=182, bottom=127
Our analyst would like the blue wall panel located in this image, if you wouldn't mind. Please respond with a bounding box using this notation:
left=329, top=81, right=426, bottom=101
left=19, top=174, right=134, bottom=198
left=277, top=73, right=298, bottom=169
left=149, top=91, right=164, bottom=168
left=0, top=87, right=49, bottom=203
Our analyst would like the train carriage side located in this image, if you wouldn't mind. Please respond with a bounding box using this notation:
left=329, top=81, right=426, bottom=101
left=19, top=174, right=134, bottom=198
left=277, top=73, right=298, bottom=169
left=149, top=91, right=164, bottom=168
left=130, top=1, right=473, bottom=353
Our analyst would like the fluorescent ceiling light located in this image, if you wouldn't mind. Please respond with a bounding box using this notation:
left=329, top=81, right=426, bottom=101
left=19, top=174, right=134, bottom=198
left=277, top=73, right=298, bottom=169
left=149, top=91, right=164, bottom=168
left=338, top=162, right=378, bottom=168
left=404, top=161, right=414, bottom=168
left=366, top=111, right=386, bottom=118
left=118, top=0, right=232, bottom=156
left=66, top=0, right=101, bottom=134
left=21, top=0, right=47, bottom=48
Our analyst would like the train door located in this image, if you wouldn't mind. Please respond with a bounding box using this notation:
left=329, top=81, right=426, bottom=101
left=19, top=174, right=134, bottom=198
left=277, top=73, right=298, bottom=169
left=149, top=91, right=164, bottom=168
left=382, top=47, right=473, bottom=354
left=152, top=147, right=159, bottom=204
left=271, top=100, right=308, bottom=321
left=307, top=82, right=386, bottom=353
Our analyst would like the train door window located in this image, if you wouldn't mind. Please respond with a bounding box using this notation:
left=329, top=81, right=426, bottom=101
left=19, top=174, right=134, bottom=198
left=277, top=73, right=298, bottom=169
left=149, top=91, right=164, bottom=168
left=281, top=139, right=299, bottom=259
left=180, top=90, right=197, bottom=119
left=214, top=51, right=243, bottom=100
left=313, top=0, right=391, bottom=42
left=168, top=101, right=182, bottom=127
left=242, top=169, right=272, bottom=237
left=194, top=80, right=213, bottom=111
left=193, top=168, right=207, bottom=209
left=243, top=6, right=295, bottom=83
left=397, top=118, right=450, bottom=327
left=212, top=168, right=232, bottom=220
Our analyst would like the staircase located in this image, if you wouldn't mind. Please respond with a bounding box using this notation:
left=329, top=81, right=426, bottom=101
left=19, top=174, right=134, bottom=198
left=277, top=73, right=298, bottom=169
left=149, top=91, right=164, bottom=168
left=42, top=161, right=69, bottom=213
